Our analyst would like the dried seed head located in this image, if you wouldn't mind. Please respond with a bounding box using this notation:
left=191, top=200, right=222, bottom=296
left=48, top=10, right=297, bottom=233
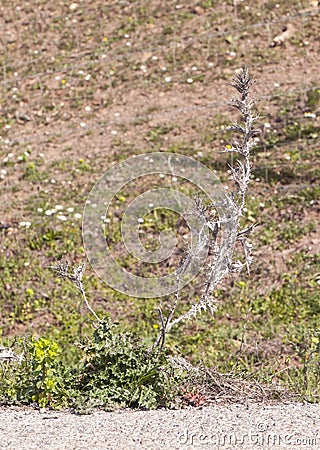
left=230, top=67, right=254, bottom=100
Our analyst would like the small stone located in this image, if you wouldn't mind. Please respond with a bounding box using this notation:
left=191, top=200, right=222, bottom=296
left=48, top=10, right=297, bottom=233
left=193, top=6, right=204, bottom=14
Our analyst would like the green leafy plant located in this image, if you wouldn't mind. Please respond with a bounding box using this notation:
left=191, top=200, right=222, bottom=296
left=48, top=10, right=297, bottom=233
left=28, top=338, right=65, bottom=407
left=0, top=320, right=186, bottom=412
left=72, top=317, right=186, bottom=412
left=0, top=337, right=71, bottom=408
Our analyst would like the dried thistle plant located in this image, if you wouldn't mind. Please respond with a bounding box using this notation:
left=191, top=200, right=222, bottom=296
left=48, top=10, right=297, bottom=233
left=50, top=68, right=259, bottom=357
left=151, top=67, right=259, bottom=352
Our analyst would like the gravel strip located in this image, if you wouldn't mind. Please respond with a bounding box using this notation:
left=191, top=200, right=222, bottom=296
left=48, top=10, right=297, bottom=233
left=0, top=402, right=319, bottom=449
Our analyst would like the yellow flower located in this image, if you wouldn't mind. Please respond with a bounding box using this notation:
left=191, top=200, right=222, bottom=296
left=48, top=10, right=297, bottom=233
left=102, top=37, right=107, bottom=43
left=61, top=79, right=66, bottom=85
left=153, top=324, right=159, bottom=330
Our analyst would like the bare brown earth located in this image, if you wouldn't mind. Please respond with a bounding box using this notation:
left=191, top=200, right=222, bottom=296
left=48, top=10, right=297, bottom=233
left=1, top=2, right=319, bottom=248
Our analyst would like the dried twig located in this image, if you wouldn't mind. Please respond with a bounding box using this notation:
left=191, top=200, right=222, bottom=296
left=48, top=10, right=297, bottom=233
left=50, top=260, right=101, bottom=323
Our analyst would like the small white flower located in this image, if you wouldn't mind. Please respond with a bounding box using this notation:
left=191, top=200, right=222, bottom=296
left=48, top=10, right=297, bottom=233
left=45, top=209, right=55, bottom=216
left=126, top=42, right=131, bottom=47
left=85, top=74, right=91, bottom=81
left=191, top=66, right=198, bottom=71
left=124, top=34, right=130, bottom=38
left=111, top=130, right=118, bottom=135
left=187, top=78, right=193, bottom=84
left=67, top=207, right=74, bottom=213
left=172, top=177, right=177, bottom=182
left=85, top=106, right=91, bottom=112
left=74, top=213, right=82, bottom=219
left=304, top=112, right=316, bottom=119
left=51, top=178, right=56, bottom=184
left=159, top=173, right=165, bottom=178
left=37, top=208, right=43, bottom=213
left=57, top=215, right=67, bottom=221
left=55, top=205, right=63, bottom=210
left=19, top=221, right=31, bottom=228
left=165, top=76, right=171, bottom=83
left=138, top=218, right=144, bottom=223
left=1, top=169, right=7, bottom=175
left=80, top=122, right=86, bottom=128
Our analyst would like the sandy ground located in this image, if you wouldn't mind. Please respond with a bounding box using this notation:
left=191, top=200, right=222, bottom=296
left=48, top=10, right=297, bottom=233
left=0, top=402, right=320, bottom=449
